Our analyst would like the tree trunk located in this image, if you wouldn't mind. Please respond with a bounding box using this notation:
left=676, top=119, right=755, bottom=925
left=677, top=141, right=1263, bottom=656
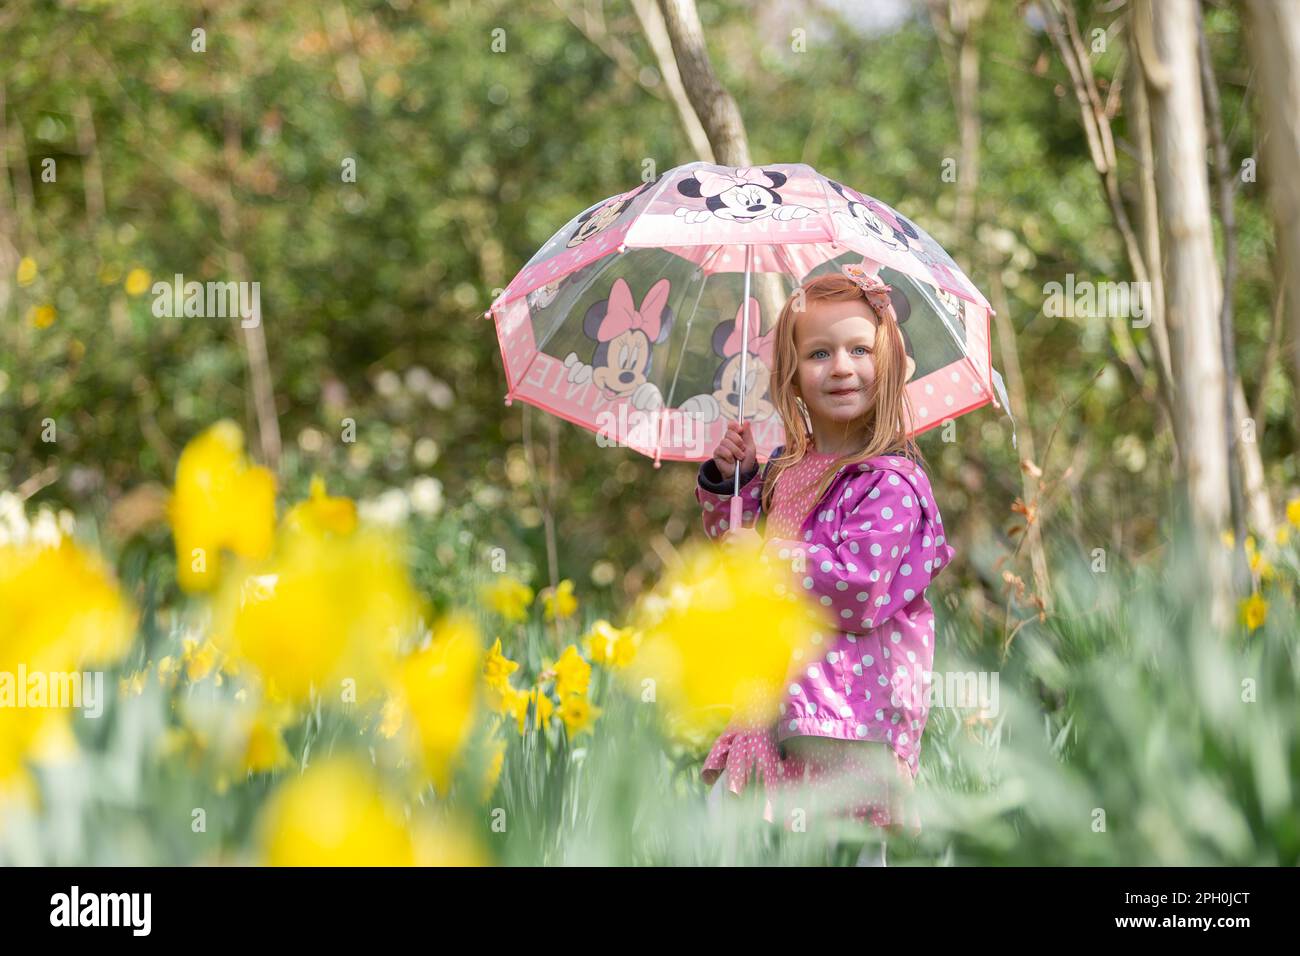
left=656, top=0, right=752, bottom=166
left=1242, top=0, right=1300, bottom=420
left=1145, top=0, right=1232, bottom=630
left=630, top=0, right=716, bottom=163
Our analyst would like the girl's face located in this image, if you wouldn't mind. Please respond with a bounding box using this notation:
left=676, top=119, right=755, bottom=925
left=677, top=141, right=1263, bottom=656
left=792, top=297, right=879, bottom=437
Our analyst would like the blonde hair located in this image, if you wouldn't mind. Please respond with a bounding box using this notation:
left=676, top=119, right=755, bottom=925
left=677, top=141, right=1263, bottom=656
left=759, top=272, right=926, bottom=517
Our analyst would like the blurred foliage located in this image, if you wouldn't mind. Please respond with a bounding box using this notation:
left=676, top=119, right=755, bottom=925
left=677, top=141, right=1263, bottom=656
left=2, top=0, right=1291, bottom=611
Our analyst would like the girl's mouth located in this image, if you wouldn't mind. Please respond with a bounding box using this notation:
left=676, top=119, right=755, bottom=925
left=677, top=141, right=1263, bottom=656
left=828, top=387, right=859, bottom=396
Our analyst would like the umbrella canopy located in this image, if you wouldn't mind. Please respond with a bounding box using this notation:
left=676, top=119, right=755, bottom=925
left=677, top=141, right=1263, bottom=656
left=485, top=161, right=1011, bottom=466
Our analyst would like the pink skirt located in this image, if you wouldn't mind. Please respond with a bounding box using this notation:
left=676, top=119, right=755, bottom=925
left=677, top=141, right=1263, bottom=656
left=701, top=723, right=922, bottom=836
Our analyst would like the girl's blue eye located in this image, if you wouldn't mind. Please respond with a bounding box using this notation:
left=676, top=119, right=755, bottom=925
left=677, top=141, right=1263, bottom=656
left=811, top=347, right=870, bottom=359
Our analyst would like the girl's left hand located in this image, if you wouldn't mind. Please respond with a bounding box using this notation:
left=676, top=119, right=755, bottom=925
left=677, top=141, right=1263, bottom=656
left=722, top=527, right=763, bottom=550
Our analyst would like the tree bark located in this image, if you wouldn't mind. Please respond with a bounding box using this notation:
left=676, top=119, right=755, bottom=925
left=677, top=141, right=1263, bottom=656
left=656, top=0, right=751, bottom=166
left=629, top=0, right=716, bottom=162
left=1145, top=0, right=1232, bottom=630
left=1197, top=2, right=1257, bottom=587
left=1242, top=0, right=1300, bottom=422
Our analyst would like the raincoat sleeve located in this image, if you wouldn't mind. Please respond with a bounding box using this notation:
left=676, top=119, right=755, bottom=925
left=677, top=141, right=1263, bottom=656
left=696, top=458, right=763, bottom=539
left=761, top=462, right=956, bottom=633
left=696, top=444, right=783, bottom=540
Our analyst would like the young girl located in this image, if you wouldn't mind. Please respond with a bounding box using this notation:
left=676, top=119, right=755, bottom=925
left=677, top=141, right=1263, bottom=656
left=695, top=266, right=957, bottom=865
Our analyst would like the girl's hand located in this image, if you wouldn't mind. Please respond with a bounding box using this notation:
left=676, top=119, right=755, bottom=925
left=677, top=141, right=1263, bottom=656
left=722, top=526, right=763, bottom=550
left=712, top=420, right=757, bottom=481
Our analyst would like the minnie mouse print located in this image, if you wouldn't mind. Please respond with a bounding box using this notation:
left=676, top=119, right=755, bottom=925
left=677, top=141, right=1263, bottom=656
left=562, top=277, right=673, bottom=411
left=673, top=167, right=815, bottom=225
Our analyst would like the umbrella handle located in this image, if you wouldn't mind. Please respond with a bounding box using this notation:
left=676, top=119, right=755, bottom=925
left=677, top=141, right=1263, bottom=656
left=730, top=495, right=743, bottom=532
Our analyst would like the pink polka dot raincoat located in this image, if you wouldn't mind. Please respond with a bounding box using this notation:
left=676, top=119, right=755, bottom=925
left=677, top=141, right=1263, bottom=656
left=694, top=443, right=957, bottom=832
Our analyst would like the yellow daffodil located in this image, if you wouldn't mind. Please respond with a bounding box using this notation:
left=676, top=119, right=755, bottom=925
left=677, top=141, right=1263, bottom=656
left=118, top=670, right=148, bottom=698
left=584, top=619, right=639, bottom=669
left=541, top=578, right=578, bottom=621
left=391, top=611, right=483, bottom=793
left=557, top=694, right=601, bottom=738
left=1286, top=496, right=1300, bottom=530
left=157, top=655, right=181, bottom=687
left=625, top=540, right=821, bottom=740
left=0, top=536, right=135, bottom=671
left=182, top=637, right=221, bottom=682
left=27, top=304, right=55, bottom=329
left=483, top=638, right=519, bottom=694
left=548, top=644, right=591, bottom=699
left=1276, top=525, right=1291, bottom=547
left=0, top=534, right=135, bottom=792
left=480, top=575, right=534, bottom=622
left=16, top=257, right=37, bottom=286
left=124, top=268, right=151, bottom=296
left=211, top=524, right=424, bottom=704
left=242, top=703, right=294, bottom=774
left=531, top=688, right=554, bottom=729
left=284, top=475, right=357, bottom=537
left=169, top=421, right=276, bottom=593
left=259, top=756, right=485, bottom=866
left=1240, top=592, right=1268, bottom=632
left=504, top=685, right=531, bottom=734
left=481, top=737, right=507, bottom=800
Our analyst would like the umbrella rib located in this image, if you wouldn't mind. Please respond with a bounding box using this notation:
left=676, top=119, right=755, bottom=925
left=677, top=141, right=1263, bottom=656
left=661, top=244, right=722, bottom=414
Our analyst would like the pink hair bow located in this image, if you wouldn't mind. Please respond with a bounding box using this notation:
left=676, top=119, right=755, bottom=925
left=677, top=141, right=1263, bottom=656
left=722, top=298, right=774, bottom=366
left=596, top=277, right=670, bottom=342
left=695, top=167, right=775, bottom=198
left=841, top=263, right=896, bottom=324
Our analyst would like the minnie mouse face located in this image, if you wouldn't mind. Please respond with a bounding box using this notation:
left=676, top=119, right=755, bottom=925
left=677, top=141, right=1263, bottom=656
left=676, top=168, right=790, bottom=223
left=708, top=305, right=776, bottom=422
left=580, top=277, right=673, bottom=400
left=828, top=181, right=908, bottom=251
left=567, top=177, right=659, bottom=248
left=592, top=328, right=655, bottom=396
left=864, top=198, right=921, bottom=252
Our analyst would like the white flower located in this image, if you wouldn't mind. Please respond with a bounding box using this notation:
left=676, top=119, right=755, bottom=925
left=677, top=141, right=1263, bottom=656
left=359, top=488, right=410, bottom=526
left=409, top=476, right=444, bottom=516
